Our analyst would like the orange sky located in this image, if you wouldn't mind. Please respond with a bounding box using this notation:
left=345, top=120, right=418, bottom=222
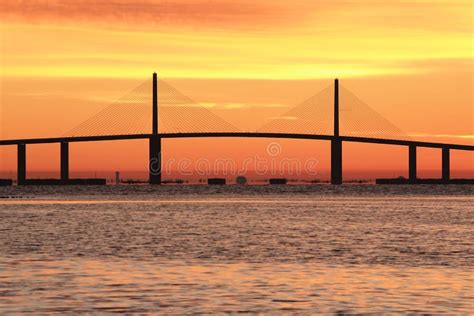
left=0, top=0, right=472, bottom=180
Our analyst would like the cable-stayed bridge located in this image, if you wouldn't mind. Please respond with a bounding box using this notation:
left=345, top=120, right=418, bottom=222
left=0, top=73, right=472, bottom=185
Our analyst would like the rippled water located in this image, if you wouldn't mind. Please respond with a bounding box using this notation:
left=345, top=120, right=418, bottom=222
left=0, top=185, right=473, bottom=314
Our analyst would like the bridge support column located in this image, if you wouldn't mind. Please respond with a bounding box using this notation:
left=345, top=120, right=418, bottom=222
left=61, top=142, right=69, bottom=184
left=331, top=139, right=342, bottom=185
left=409, top=145, right=417, bottom=184
left=442, top=147, right=450, bottom=183
left=330, top=78, right=342, bottom=185
left=149, top=72, right=161, bottom=185
left=149, top=135, right=161, bottom=185
left=17, top=144, right=26, bottom=185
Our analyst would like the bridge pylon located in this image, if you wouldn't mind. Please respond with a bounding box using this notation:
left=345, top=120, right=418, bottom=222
left=149, top=72, right=162, bottom=184
left=331, top=79, right=343, bottom=185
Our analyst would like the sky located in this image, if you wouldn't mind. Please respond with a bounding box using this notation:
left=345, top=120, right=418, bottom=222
left=0, top=0, right=472, bottom=180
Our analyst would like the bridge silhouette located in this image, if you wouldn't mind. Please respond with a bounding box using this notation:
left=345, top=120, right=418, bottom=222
left=1, top=73, right=472, bottom=185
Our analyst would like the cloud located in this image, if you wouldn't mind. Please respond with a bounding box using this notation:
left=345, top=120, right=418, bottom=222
left=0, top=0, right=305, bottom=30
left=266, top=116, right=299, bottom=120
left=409, top=133, right=473, bottom=140
left=1, top=1, right=471, bottom=81
left=199, top=102, right=288, bottom=109
left=2, top=0, right=471, bottom=34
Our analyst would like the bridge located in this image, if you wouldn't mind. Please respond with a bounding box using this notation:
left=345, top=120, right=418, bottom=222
left=0, top=73, right=472, bottom=185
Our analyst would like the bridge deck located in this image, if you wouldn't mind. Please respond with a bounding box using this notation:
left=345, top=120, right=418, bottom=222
left=0, top=133, right=472, bottom=151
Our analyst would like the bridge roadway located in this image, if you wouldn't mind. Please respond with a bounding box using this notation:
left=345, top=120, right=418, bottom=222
left=0, top=132, right=474, bottom=151
left=2, top=132, right=472, bottom=185
left=0, top=132, right=472, bottom=151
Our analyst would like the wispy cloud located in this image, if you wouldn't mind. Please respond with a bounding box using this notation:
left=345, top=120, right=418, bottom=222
left=0, top=0, right=306, bottom=30
left=1, top=1, right=472, bottom=80
left=267, top=116, right=299, bottom=120
left=199, top=102, right=288, bottom=109
left=408, top=133, right=474, bottom=140
left=2, top=0, right=470, bottom=33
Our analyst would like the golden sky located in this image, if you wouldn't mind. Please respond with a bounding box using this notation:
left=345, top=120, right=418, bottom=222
left=1, top=0, right=473, bottom=79
left=0, top=0, right=472, bottom=177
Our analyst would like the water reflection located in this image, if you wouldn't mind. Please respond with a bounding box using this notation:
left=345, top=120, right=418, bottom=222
left=0, top=185, right=473, bottom=313
left=0, top=258, right=472, bottom=314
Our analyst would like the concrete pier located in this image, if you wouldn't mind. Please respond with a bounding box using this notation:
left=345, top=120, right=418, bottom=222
left=442, top=147, right=450, bottom=183
left=17, top=144, right=26, bottom=185
left=409, top=145, right=417, bottom=184
left=149, top=135, right=162, bottom=184
left=331, top=139, right=342, bottom=185
left=60, top=142, right=69, bottom=183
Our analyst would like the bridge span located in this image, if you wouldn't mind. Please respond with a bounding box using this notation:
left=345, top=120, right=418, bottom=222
left=1, top=73, right=472, bottom=185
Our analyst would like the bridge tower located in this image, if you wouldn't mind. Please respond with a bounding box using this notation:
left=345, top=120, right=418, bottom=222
left=331, top=79, right=343, bottom=185
left=149, top=73, right=162, bottom=184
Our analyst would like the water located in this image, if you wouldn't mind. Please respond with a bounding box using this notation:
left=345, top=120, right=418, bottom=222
left=0, top=185, right=473, bottom=314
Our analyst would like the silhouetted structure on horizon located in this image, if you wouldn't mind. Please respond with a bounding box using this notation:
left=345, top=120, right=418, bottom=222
left=269, top=179, right=288, bottom=185
left=0, top=72, right=473, bottom=186
left=208, top=178, right=226, bottom=185
left=0, top=179, right=13, bottom=186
